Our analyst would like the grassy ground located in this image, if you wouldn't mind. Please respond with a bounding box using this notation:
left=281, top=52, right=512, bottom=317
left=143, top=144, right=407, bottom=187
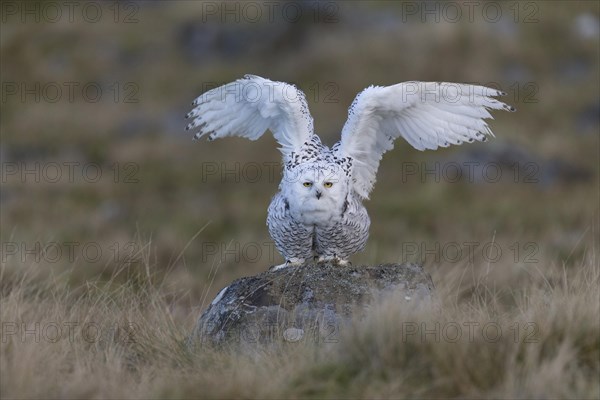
left=1, top=243, right=598, bottom=398
left=1, top=1, right=599, bottom=398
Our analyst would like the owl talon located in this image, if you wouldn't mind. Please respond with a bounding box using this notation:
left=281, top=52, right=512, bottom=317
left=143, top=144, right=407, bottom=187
left=270, top=263, right=288, bottom=271
left=316, top=255, right=333, bottom=264
left=317, top=256, right=350, bottom=267
left=270, top=258, right=305, bottom=271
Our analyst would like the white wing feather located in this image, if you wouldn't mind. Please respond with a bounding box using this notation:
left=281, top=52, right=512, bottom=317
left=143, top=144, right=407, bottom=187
left=186, top=75, right=314, bottom=157
left=337, top=81, right=515, bottom=199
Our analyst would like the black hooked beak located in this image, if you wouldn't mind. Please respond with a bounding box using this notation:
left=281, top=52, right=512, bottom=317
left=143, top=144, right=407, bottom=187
left=315, top=191, right=322, bottom=199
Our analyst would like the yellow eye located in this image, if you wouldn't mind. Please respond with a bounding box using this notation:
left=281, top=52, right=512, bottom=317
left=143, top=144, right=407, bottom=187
left=303, top=182, right=312, bottom=187
left=324, top=182, right=333, bottom=188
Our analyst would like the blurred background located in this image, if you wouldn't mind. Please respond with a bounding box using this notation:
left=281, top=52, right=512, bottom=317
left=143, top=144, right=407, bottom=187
left=1, top=1, right=598, bottom=305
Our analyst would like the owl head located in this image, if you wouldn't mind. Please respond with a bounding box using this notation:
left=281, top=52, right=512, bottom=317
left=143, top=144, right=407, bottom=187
left=282, top=162, right=349, bottom=214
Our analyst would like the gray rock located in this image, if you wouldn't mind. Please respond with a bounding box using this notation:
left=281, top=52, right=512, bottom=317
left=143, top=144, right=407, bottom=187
left=189, top=263, right=433, bottom=347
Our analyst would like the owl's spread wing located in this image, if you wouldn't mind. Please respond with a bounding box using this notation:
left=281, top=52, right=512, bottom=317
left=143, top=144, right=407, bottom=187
left=186, top=75, right=314, bottom=157
left=336, top=81, right=515, bottom=199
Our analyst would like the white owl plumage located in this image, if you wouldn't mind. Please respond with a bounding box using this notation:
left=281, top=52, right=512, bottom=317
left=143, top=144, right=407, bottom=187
left=186, top=75, right=514, bottom=269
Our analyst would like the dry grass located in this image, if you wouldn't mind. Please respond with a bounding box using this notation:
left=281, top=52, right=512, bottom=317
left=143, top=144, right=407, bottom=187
left=1, top=237, right=598, bottom=399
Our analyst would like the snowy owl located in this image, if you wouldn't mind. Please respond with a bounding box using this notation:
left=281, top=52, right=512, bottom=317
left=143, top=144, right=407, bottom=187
left=186, top=75, right=514, bottom=269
